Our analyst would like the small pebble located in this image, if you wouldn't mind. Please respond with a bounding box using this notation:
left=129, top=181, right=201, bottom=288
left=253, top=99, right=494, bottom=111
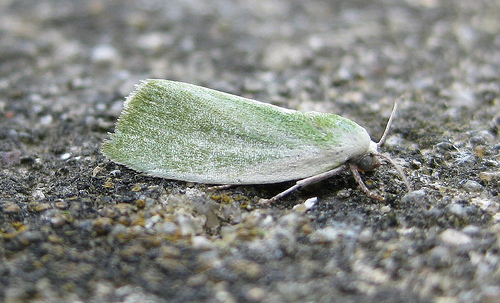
left=160, top=221, right=178, bottom=235
left=401, top=190, right=426, bottom=204
left=463, top=180, right=483, bottom=192
left=60, top=153, right=71, bottom=160
left=39, top=114, right=53, bottom=126
left=91, top=44, right=119, bottom=63
left=48, top=234, right=64, bottom=244
left=481, top=286, right=500, bottom=303
left=428, top=246, right=452, bottom=268
left=93, top=217, right=114, bottom=234
left=229, top=259, right=263, bottom=279
left=310, top=227, right=341, bottom=243
left=440, top=229, right=472, bottom=246
left=177, top=215, right=196, bottom=236
left=1, top=150, right=21, bottom=165
left=380, top=205, right=392, bottom=213
left=358, top=228, right=374, bottom=243
left=34, top=203, right=52, bottom=212
left=192, top=236, right=212, bottom=250
left=292, top=197, right=317, bottom=212
left=462, top=225, right=481, bottom=236
left=479, top=171, right=500, bottom=183
left=18, top=231, right=44, bottom=245
left=4, top=204, right=21, bottom=213
left=446, top=203, right=465, bottom=217
left=245, top=287, right=266, bottom=301
left=54, top=200, right=68, bottom=209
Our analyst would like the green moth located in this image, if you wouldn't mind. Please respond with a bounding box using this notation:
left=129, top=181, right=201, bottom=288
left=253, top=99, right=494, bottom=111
left=102, top=79, right=409, bottom=204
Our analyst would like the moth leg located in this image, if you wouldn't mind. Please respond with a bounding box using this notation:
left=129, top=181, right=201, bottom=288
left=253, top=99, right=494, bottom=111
left=207, top=184, right=234, bottom=191
left=259, top=166, right=347, bottom=205
left=348, top=163, right=384, bottom=201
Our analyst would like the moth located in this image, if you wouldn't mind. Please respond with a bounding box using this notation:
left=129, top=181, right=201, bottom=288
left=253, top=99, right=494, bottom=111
left=102, top=79, right=409, bottom=204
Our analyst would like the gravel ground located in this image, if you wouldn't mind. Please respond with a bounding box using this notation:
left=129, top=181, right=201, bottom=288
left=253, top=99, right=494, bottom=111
left=1, top=0, right=500, bottom=302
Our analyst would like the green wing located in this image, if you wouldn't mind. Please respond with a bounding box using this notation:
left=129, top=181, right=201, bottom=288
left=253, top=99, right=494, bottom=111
left=102, top=79, right=372, bottom=184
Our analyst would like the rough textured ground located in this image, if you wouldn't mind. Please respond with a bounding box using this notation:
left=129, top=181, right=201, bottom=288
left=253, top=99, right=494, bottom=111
left=1, top=0, right=500, bottom=302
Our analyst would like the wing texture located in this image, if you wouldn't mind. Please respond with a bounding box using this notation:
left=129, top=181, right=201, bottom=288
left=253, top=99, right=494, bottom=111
left=102, top=79, right=372, bottom=184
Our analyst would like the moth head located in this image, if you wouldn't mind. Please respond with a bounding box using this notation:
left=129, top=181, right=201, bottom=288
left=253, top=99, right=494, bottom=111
left=373, top=95, right=410, bottom=191
left=356, top=152, right=381, bottom=171
left=352, top=96, right=411, bottom=198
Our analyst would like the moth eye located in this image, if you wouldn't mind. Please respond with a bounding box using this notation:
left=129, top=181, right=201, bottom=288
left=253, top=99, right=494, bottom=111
left=356, top=154, right=379, bottom=171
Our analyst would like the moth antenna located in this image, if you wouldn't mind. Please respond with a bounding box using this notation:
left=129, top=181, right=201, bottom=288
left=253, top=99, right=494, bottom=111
left=377, top=95, right=405, bottom=148
left=376, top=153, right=411, bottom=193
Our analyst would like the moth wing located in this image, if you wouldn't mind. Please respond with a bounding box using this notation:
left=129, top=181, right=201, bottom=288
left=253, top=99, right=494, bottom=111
left=103, top=79, right=372, bottom=184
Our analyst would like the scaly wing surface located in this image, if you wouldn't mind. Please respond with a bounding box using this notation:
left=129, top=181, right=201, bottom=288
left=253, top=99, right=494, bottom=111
left=103, top=79, right=371, bottom=184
